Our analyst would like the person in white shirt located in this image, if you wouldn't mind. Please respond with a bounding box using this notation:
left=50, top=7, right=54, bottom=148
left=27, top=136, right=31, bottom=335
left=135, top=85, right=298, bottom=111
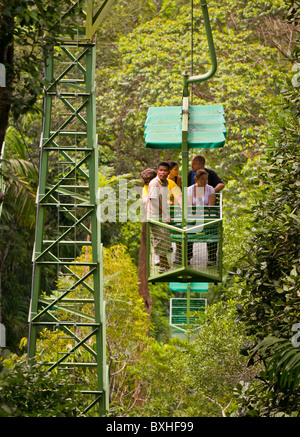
left=148, top=162, right=182, bottom=273
left=187, top=169, right=215, bottom=206
left=187, top=169, right=216, bottom=265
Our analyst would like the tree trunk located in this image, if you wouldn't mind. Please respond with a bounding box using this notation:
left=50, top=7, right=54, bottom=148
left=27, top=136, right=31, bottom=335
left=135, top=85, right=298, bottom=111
left=138, top=222, right=152, bottom=316
left=0, top=5, right=14, bottom=155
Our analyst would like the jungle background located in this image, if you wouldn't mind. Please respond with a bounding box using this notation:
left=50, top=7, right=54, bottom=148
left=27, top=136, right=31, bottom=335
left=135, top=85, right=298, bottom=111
left=0, top=0, right=299, bottom=417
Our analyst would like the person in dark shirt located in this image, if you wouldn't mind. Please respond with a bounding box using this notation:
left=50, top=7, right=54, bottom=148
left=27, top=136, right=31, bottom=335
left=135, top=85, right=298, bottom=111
left=187, top=154, right=224, bottom=192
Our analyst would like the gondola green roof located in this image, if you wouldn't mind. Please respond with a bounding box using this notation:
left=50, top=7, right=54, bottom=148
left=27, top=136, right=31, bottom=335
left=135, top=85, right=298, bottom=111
left=169, top=282, right=209, bottom=292
left=144, top=105, right=226, bottom=149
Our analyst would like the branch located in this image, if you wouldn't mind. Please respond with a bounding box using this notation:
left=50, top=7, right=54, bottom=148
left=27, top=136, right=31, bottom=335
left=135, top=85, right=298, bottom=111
left=202, top=394, right=233, bottom=417
left=155, top=0, right=174, bottom=16
left=98, top=140, right=116, bottom=151
left=110, top=360, right=127, bottom=376
left=270, top=39, right=295, bottom=61
left=100, top=30, right=121, bottom=53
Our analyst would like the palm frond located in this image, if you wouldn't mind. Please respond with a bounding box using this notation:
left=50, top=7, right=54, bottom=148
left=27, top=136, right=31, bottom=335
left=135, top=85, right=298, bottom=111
left=253, top=336, right=300, bottom=390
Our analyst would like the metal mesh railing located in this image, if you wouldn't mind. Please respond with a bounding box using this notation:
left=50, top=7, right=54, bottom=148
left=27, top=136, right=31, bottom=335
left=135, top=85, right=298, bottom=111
left=187, top=220, right=221, bottom=275
left=147, top=198, right=222, bottom=282
left=148, top=222, right=183, bottom=276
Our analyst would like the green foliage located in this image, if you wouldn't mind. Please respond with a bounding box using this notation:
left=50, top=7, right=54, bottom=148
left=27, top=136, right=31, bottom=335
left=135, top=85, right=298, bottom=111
left=147, top=282, right=173, bottom=341
left=96, top=0, right=288, bottom=179
left=222, top=211, right=252, bottom=272
left=0, top=0, right=80, bottom=118
left=238, top=96, right=300, bottom=341
left=233, top=378, right=299, bottom=417
left=0, top=350, right=79, bottom=417
left=101, top=245, right=153, bottom=413
left=127, top=299, right=254, bottom=417
left=0, top=115, right=41, bottom=351
left=103, top=245, right=150, bottom=342
left=232, top=1, right=300, bottom=415
left=97, top=168, right=145, bottom=259
left=2, top=124, right=38, bottom=226
left=1, top=0, right=299, bottom=418
left=252, top=337, right=300, bottom=391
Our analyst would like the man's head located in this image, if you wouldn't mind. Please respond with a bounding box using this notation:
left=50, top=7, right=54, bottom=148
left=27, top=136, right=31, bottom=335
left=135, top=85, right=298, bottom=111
left=157, top=162, right=170, bottom=181
left=191, top=154, right=205, bottom=172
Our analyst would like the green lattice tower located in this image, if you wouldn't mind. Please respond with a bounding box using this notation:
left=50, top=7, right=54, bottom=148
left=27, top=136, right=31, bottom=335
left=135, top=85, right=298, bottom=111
left=28, top=0, right=114, bottom=417
left=0, top=141, right=6, bottom=218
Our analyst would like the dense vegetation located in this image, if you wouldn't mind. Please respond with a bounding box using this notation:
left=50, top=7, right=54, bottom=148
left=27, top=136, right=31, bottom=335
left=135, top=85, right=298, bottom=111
left=0, top=0, right=299, bottom=417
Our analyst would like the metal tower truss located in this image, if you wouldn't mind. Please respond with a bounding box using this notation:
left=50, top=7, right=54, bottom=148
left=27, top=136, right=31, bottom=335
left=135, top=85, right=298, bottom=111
left=28, top=38, right=108, bottom=416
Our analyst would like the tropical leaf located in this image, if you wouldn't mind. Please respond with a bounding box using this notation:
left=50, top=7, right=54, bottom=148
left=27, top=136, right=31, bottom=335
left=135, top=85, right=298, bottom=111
left=1, top=126, right=39, bottom=225
left=253, top=336, right=300, bottom=391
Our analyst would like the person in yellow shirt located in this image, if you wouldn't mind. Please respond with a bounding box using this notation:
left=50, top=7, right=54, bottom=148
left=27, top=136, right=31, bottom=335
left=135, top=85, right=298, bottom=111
left=141, top=168, right=157, bottom=221
left=168, top=161, right=182, bottom=189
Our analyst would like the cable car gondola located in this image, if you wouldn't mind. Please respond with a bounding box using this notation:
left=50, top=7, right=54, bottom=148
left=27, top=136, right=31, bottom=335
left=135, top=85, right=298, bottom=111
left=145, top=1, right=226, bottom=284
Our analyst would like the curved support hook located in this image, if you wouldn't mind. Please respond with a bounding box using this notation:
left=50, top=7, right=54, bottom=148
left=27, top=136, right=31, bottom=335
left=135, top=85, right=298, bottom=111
left=183, top=1, right=217, bottom=96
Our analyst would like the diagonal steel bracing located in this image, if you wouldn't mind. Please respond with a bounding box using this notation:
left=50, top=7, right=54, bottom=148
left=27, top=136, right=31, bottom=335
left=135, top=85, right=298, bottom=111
left=28, top=38, right=108, bottom=416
